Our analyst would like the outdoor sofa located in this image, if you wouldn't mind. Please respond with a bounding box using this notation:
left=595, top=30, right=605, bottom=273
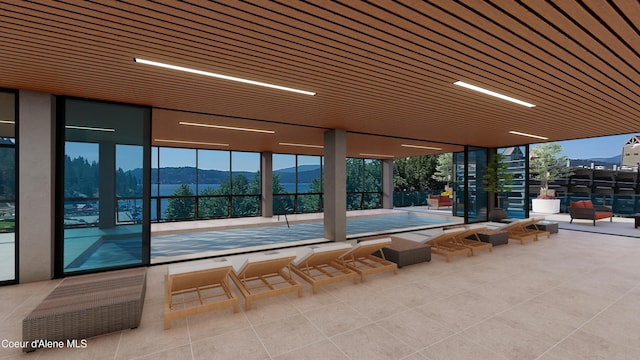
left=568, top=200, right=613, bottom=226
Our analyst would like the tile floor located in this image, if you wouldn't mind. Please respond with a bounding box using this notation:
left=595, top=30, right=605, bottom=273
left=2, top=229, right=640, bottom=359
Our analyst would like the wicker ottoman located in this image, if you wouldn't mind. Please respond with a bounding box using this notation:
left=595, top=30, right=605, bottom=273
left=374, top=237, right=431, bottom=268
left=22, top=267, right=147, bottom=352
left=474, top=229, right=509, bottom=246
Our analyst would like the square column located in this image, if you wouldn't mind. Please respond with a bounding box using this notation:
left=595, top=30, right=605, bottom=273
left=261, top=151, right=273, bottom=217
left=382, top=159, right=394, bottom=209
left=19, top=90, right=55, bottom=282
left=323, top=129, right=346, bottom=241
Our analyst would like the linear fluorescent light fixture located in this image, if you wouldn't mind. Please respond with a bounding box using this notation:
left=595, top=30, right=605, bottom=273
left=179, top=121, right=275, bottom=134
left=65, top=125, right=115, bottom=132
left=401, top=144, right=442, bottom=150
left=359, top=153, right=394, bottom=158
left=0, top=120, right=15, bottom=124
left=454, top=81, right=535, bottom=108
left=508, top=131, right=548, bottom=140
left=134, top=58, right=316, bottom=96
left=279, top=142, right=324, bottom=149
left=154, top=139, right=229, bottom=147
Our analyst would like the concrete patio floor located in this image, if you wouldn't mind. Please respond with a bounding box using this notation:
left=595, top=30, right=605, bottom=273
left=1, top=226, right=640, bottom=359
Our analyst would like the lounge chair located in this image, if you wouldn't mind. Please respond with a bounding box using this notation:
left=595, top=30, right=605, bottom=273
left=422, top=229, right=472, bottom=262
left=228, top=251, right=303, bottom=310
left=491, top=218, right=547, bottom=244
left=339, top=238, right=398, bottom=282
left=164, top=260, right=238, bottom=329
left=291, top=243, right=357, bottom=294
left=451, top=226, right=493, bottom=255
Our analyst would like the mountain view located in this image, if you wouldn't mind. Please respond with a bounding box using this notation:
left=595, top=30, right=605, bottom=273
left=127, top=165, right=323, bottom=184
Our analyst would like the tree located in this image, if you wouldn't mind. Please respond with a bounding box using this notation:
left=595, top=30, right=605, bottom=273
left=164, top=184, right=195, bottom=220
left=483, top=153, right=514, bottom=208
left=393, top=155, right=441, bottom=192
left=432, top=153, right=453, bottom=191
left=530, top=143, right=574, bottom=198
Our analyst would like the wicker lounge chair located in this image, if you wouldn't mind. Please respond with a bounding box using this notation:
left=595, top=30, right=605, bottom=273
left=229, top=251, right=303, bottom=310
left=291, top=243, right=357, bottom=294
left=422, top=229, right=472, bottom=262
left=164, top=260, right=238, bottom=329
left=339, top=238, right=398, bottom=282
left=451, top=226, right=493, bottom=255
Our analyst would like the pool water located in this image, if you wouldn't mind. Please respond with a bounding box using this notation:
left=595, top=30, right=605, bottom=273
left=151, top=213, right=455, bottom=259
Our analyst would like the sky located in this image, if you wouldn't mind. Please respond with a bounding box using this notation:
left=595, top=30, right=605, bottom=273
left=532, top=133, right=639, bottom=159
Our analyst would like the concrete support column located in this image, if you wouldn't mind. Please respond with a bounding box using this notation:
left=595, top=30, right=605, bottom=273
left=98, top=142, right=116, bottom=229
left=18, top=90, right=55, bottom=282
left=323, top=129, right=346, bottom=242
left=261, top=151, right=273, bottom=217
left=382, top=159, right=394, bottom=209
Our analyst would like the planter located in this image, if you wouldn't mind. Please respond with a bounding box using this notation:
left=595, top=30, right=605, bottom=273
left=531, top=198, right=560, bottom=214
left=488, top=208, right=508, bottom=222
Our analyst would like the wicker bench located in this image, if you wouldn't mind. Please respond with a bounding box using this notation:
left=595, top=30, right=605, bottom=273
left=22, top=267, right=147, bottom=352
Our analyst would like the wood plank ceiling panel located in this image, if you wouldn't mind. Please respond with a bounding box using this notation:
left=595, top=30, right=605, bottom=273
left=0, top=1, right=639, bottom=155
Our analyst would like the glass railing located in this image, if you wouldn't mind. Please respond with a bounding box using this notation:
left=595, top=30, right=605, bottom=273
left=393, top=191, right=442, bottom=208
left=529, top=193, right=640, bottom=215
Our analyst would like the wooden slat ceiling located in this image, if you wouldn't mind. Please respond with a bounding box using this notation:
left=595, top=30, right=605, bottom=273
left=1, top=0, right=640, bottom=158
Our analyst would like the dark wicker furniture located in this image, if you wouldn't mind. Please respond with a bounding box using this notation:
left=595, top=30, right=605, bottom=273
left=23, top=267, right=147, bottom=352
left=378, top=237, right=431, bottom=267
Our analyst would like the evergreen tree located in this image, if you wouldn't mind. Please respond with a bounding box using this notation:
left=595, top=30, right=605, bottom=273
left=164, top=184, right=195, bottom=220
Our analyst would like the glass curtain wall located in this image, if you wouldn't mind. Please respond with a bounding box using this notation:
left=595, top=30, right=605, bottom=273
left=272, top=154, right=323, bottom=214
left=58, top=98, right=150, bottom=275
left=0, top=91, right=16, bottom=283
left=468, top=147, right=488, bottom=223
left=151, top=148, right=261, bottom=220
left=499, top=146, right=528, bottom=218
left=346, top=158, right=383, bottom=210
left=453, top=151, right=465, bottom=217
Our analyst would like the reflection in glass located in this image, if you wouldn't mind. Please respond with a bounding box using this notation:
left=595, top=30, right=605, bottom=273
left=61, top=98, right=148, bottom=274
left=500, top=146, right=527, bottom=219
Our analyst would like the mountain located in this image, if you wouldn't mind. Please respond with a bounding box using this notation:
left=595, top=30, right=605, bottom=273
left=126, top=164, right=323, bottom=184
left=587, top=155, right=621, bottom=164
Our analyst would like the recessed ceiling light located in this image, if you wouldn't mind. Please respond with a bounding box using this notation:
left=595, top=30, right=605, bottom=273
left=279, top=142, right=324, bottom=149
left=65, top=125, right=115, bottom=132
left=134, top=58, right=317, bottom=96
left=179, top=121, right=275, bottom=134
left=0, top=120, right=15, bottom=124
left=154, top=139, right=229, bottom=147
left=359, top=153, right=394, bottom=158
left=509, top=131, right=548, bottom=140
left=454, top=81, right=535, bottom=108
left=401, top=144, right=443, bottom=150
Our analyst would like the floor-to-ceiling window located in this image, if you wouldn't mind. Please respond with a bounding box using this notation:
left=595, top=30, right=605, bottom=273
left=0, top=90, right=16, bottom=283
left=346, top=158, right=382, bottom=210
left=499, top=146, right=528, bottom=218
left=468, top=147, right=488, bottom=223
left=152, top=148, right=261, bottom=220
left=272, top=154, right=323, bottom=214
left=58, top=98, right=150, bottom=275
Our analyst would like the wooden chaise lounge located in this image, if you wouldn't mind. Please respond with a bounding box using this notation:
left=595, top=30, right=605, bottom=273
left=423, top=229, right=472, bottom=262
left=339, top=238, right=398, bottom=282
left=164, top=260, right=238, bottom=329
left=451, top=226, right=493, bottom=255
left=229, top=251, right=303, bottom=310
left=490, top=218, right=548, bottom=244
left=291, top=243, right=357, bottom=294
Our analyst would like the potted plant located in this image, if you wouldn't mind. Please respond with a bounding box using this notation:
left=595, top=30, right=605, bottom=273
left=529, top=143, right=574, bottom=213
left=483, top=153, right=514, bottom=221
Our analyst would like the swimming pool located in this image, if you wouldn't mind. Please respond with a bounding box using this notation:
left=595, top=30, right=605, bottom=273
left=151, top=212, right=457, bottom=260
